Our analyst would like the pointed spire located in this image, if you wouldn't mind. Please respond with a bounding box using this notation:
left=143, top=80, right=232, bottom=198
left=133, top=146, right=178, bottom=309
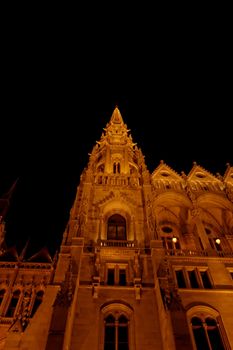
left=19, top=238, right=30, bottom=261
left=0, top=178, right=18, bottom=223
left=110, top=106, right=124, bottom=124
left=101, top=106, right=132, bottom=146
left=27, top=246, right=52, bottom=263
left=1, top=178, right=19, bottom=200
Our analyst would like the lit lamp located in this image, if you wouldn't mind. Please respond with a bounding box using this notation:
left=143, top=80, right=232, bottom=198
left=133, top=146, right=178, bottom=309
left=172, top=237, right=178, bottom=243
left=215, top=238, right=221, bottom=245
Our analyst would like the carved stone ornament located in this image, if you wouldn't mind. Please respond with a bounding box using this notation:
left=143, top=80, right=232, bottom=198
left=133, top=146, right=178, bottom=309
left=158, top=259, right=183, bottom=311
left=54, top=262, right=73, bottom=307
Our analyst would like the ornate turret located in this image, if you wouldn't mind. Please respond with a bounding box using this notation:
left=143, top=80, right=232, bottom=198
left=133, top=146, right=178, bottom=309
left=86, top=106, right=144, bottom=177
left=62, top=106, right=150, bottom=245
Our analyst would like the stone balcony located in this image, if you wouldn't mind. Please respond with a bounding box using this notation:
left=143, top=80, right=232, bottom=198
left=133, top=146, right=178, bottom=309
left=98, top=239, right=137, bottom=248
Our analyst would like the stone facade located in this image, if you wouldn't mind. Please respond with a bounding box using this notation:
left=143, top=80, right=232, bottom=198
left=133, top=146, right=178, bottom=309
left=0, top=107, right=233, bottom=349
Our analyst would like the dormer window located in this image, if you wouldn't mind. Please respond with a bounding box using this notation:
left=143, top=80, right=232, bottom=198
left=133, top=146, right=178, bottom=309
left=107, top=214, right=126, bottom=240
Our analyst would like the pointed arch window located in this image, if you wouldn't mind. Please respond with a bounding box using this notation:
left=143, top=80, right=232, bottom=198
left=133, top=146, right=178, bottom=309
left=187, top=306, right=229, bottom=350
left=31, top=290, right=44, bottom=317
left=191, top=316, right=225, bottom=350
left=107, top=215, right=126, bottom=241
left=104, top=314, right=129, bottom=350
left=5, top=290, right=21, bottom=317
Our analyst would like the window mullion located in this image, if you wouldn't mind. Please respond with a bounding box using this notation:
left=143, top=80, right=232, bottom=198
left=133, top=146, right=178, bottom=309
left=194, top=268, right=200, bottom=288
left=115, top=320, right=119, bottom=350
left=115, top=265, right=119, bottom=285
left=196, top=268, right=203, bottom=288
left=184, top=268, right=191, bottom=288
left=203, top=322, right=212, bottom=350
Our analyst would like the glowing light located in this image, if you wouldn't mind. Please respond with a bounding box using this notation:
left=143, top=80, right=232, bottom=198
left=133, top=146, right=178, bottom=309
left=172, top=237, right=178, bottom=243
left=215, top=238, right=221, bottom=245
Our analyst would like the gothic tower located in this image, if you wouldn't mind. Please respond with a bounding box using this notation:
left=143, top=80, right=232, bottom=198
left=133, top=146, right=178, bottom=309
left=0, top=107, right=233, bottom=349
left=50, top=106, right=168, bottom=349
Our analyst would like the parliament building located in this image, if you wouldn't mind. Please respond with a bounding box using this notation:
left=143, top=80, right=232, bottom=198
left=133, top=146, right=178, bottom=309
left=0, top=107, right=233, bottom=349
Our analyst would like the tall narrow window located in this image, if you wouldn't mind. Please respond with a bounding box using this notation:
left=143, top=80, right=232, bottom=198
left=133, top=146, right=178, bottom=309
left=104, top=314, right=129, bottom=350
left=119, top=269, right=127, bottom=286
left=191, top=317, right=209, bottom=350
left=107, top=214, right=126, bottom=240
left=104, top=315, right=115, bottom=350
left=107, top=269, right=115, bottom=286
left=200, top=271, right=212, bottom=289
left=175, top=269, right=186, bottom=288
left=31, top=290, right=44, bottom=317
left=118, top=315, right=129, bottom=350
left=206, top=317, right=225, bottom=350
left=5, top=290, right=21, bottom=317
left=188, top=270, right=199, bottom=288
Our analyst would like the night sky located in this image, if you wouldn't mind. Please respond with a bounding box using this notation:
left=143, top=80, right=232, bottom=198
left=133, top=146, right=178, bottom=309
left=1, top=9, right=232, bottom=258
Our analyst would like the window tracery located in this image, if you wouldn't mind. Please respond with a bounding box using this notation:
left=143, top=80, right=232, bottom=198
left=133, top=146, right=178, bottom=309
left=187, top=306, right=230, bottom=350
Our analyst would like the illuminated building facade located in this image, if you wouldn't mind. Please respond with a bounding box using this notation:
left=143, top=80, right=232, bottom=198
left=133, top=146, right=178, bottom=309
left=0, top=107, right=233, bottom=349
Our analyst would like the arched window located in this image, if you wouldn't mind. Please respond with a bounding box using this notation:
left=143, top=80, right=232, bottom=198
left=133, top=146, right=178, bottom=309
left=100, top=302, right=134, bottom=350
left=191, top=316, right=225, bottom=349
left=5, top=290, right=21, bottom=317
left=188, top=306, right=229, bottom=350
left=107, top=214, right=126, bottom=240
left=31, top=290, right=44, bottom=317
left=104, top=314, right=129, bottom=350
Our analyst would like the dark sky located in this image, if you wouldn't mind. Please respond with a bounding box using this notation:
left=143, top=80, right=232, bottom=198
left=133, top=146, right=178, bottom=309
left=1, top=8, right=232, bottom=257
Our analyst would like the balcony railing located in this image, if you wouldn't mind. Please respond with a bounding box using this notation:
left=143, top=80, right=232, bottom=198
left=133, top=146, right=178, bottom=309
left=165, top=248, right=233, bottom=258
left=98, top=239, right=137, bottom=248
left=94, top=174, right=140, bottom=187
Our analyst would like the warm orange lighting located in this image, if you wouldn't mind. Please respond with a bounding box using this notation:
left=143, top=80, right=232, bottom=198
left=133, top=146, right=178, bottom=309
left=215, top=238, right=221, bottom=245
left=172, top=237, right=178, bottom=243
